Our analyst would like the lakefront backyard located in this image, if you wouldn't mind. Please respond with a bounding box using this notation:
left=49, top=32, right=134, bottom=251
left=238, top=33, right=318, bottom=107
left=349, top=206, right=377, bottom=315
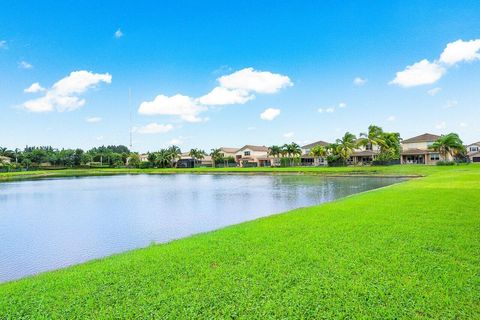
left=0, top=165, right=479, bottom=318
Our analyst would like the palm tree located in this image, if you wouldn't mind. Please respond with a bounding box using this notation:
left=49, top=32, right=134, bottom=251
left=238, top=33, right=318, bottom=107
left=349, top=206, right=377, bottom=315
left=282, top=142, right=301, bottom=166
left=309, top=145, right=327, bottom=166
left=210, top=148, right=223, bottom=168
left=189, top=148, right=206, bottom=167
left=359, top=125, right=385, bottom=151
left=336, top=132, right=357, bottom=164
left=167, top=145, right=181, bottom=167
left=430, top=133, right=465, bottom=161
left=269, top=145, right=282, bottom=166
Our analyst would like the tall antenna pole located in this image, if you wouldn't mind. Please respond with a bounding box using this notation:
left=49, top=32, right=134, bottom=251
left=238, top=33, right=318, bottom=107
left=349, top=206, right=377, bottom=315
left=129, top=88, right=133, bottom=150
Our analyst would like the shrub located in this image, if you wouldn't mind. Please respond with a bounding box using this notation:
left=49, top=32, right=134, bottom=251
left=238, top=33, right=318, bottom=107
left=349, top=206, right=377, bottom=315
left=436, top=160, right=455, bottom=166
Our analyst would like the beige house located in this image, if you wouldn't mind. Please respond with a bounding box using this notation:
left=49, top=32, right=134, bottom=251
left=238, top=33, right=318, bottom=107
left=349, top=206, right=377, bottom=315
left=235, top=145, right=270, bottom=167
left=219, top=147, right=239, bottom=158
left=300, top=140, right=330, bottom=166
left=0, top=156, right=12, bottom=164
left=139, top=154, right=149, bottom=162
left=400, top=133, right=449, bottom=165
left=177, top=152, right=213, bottom=168
left=466, top=141, right=480, bottom=163
left=349, top=141, right=380, bottom=165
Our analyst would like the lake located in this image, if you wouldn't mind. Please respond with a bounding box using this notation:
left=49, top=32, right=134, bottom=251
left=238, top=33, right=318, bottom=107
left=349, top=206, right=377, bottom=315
left=0, top=174, right=403, bottom=282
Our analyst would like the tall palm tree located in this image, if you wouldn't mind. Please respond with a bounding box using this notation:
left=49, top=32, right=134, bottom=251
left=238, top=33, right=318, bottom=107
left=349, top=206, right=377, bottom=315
left=309, top=145, right=327, bottom=166
left=282, top=142, right=301, bottom=166
left=167, top=145, right=181, bottom=167
left=336, top=132, right=357, bottom=164
left=430, top=133, right=465, bottom=161
left=210, top=148, right=223, bottom=168
left=269, top=145, right=282, bottom=166
left=359, top=125, right=385, bottom=151
left=189, top=148, right=206, bottom=167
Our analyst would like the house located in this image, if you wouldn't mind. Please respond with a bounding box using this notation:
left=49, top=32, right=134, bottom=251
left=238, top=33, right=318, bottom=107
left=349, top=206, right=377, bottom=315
left=177, top=152, right=213, bottom=168
left=400, top=133, right=448, bottom=165
left=0, top=156, right=11, bottom=164
left=139, top=154, right=149, bottom=162
left=235, top=145, right=270, bottom=167
left=219, top=147, right=239, bottom=158
left=349, top=141, right=380, bottom=165
left=466, top=141, right=480, bottom=163
left=300, top=140, right=330, bottom=166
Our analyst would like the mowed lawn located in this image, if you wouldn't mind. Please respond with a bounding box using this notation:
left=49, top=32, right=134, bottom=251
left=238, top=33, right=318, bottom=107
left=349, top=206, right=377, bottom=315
left=0, top=166, right=479, bottom=318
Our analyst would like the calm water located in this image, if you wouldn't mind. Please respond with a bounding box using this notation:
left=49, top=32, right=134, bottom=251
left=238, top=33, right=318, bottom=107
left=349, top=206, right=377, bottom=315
left=0, top=174, right=403, bottom=282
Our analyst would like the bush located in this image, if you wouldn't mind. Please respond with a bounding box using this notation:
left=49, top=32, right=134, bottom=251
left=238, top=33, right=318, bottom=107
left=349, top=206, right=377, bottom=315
left=139, top=161, right=153, bottom=169
left=436, top=160, right=455, bottom=166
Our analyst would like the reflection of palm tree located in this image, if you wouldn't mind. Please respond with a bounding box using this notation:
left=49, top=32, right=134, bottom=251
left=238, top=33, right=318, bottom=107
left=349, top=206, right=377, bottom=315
left=336, top=132, right=357, bottom=164
left=430, top=133, right=465, bottom=161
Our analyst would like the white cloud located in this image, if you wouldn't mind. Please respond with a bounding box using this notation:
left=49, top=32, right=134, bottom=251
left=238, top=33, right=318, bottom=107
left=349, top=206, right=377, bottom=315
left=198, top=87, right=253, bottom=105
left=260, top=108, right=281, bottom=121
left=86, top=117, right=102, bottom=123
left=22, top=70, right=112, bottom=112
left=435, top=121, right=446, bottom=130
left=24, top=82, right=45, bottom=93
left=353, top=77, right=367, bottom=86
left=459, top=122, right=468, bottom=128
left=387, top=115, right=396, bottom=121
left=427, top=87, right=441, bottom=96
left=133, top=123, right=174, bottom=134
left=390, top=59, right=445, bottom=87
left=439, top=39, right=480, bottom=65
left=444, top=100, right=458, bottom=109
left=169, top=137, right=185, bottom=145
left=318, top=107, right=335, bottom=113
left=114, top=29, right=123, bottom=39
left=219, top=67, right=292, bottom=94
left=0, top=40, right=7, bottom=49
left=138, top=94, right=207, bottom=122
left=18, top=61, right=33, bottom=69
left=283, top=132, right=294, bottom=138
left=338, top=102, right=347, bottom=108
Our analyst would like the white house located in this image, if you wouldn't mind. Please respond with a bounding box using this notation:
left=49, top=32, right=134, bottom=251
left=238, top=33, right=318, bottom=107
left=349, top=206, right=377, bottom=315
left=235, top=145, right=270, bottom=167
left=466, top=141, right=480, bottom=163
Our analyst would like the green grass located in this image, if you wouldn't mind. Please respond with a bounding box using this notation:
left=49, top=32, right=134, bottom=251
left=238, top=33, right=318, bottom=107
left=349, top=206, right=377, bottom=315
left=1, top=165, right=479, bottom=318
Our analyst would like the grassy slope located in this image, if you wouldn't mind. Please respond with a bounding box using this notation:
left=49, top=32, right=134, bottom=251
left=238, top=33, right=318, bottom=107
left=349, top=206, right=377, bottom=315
left=0, top=165, right=479, bottom=318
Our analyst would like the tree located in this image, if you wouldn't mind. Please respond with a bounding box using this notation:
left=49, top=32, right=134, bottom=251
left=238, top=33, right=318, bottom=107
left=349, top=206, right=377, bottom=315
left=359, top=125, right=385, bottom=150
left=210, top=148, right=223, bottom=168
left=128, top=153, right=141, bottom=168
left=189, top=148, right=206, bottom=167
left=430, top=133, right=465, bottom=161
left=269, top=145, right=282, bottom=166
left=309, top=145, right=327, bottom=166
left=282, top=143, right=301, bottom=166
left=167, top=145, right=182, bottom=167
left=336, top=132, right=357, bottom=164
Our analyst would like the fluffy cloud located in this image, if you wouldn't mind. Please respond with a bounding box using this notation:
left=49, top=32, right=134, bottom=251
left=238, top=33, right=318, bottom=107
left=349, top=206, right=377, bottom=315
left=260, top=108, right=281, bottom=121
left=389, top=59, right=445, bottom=87
left=353, top=77, right=367, bottom=86
left=18, top=61, right=33, bottom=69
left=219, top=67, right=292, bottom=94
left=133, top=123, right=174, bottom=134
left=427, top=87, right=441, bottom=96
left=391, top=39, right=480, bottom=87
left=387, top=115, right=396, bottom=121
left=439, top=39, right=480, bottom=65
left=22, top=71, right=112, bottom=112
left=86, top=117, right=102, bottom=123
left=138, top=94, right=207, bottom=122
left=283, top=132, right=294, bottom=138
left=198, top=87, right=253, bottom=105
left=114, top=29, right=123, bottom=39
left=24, top=82, right=45, bottom=93
left=169, top=137, right=186, bottom=145
left=338, top=102, right=347, bottom=108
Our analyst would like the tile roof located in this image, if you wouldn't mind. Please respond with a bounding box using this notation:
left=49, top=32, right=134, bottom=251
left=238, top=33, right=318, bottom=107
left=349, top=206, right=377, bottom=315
left=237, top=145, right=269, bottom=152
left=301, top=140, right=330, bottom=149
left=402, top=133, right=441, bottom=144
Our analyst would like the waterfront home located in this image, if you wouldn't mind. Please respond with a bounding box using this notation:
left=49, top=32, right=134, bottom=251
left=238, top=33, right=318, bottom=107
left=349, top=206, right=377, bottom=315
left=219, top=147, right=239, bottom=158
left=400, top=133, right=447, bottom=164
left=139, top=154, right=149, bottom=162
left=349, top=141, right=380, bottom=165
left=177, top=152, right=213, bottom=168
left=300, top=140, right=330, bottom=166
left=466, top=141, right=480, bottom=163
left=0, top=156, right=11, bottom=164
left=235, top=145, right=270, bottom=167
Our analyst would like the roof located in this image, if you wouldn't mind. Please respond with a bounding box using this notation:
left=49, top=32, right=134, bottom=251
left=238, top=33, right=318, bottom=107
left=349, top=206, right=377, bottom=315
left=237, top=145, right=269, bottom=152
left=401, top=148, right=430, bottom=155
left=352, top=150, right=379, bottom=156
left=402, top=133, right=441, bottom=144
left=301, top=140, right=330, bottom=149
left=467, top=141, right=480, bottom=147
left=220, top=147, right=239, bottom=153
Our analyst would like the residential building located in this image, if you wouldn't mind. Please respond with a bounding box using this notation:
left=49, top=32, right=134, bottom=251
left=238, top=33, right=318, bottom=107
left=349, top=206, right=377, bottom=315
left=466, top=141, right=480, bottom=163
left=349, top=141, right=380, bottom=165
left=219, top=147, right=239, bottom=158
left=177, top=152, right=213, bottom=168
left=235, top=145, right=270, bottom=167
left=0, top=156, right=11, bottom=164
left=139, top=154, right=149, bottom=162
left=300, top=140, right=329, bottom=166
left=400, top=133, right=448, bottom=165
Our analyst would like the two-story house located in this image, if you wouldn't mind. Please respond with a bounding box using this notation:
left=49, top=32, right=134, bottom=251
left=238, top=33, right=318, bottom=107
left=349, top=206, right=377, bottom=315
left=400, top=133, right=448, bottom=165
left=235, top=145, right=270, bottom=167
left=300, top=140, right=330, bottom=166
left=466, top=141, right=480, bottom=163
left=349, top=141, right=380, bottom=165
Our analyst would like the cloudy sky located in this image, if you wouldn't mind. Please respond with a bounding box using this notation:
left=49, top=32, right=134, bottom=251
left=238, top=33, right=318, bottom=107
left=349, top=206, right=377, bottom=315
left=1, top=1, right=479, bottom=152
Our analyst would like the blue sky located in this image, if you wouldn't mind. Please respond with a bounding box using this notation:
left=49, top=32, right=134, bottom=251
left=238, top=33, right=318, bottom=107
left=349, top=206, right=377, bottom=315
left=1, top=1, right=479, bottom=152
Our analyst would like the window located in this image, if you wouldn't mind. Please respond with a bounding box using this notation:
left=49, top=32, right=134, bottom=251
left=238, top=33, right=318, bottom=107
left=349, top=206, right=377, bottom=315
left=365, top=143, right=372, bottom=151
left=430, top=153, right=440, bottom=161
left=244, top=151, right=251, bottom=156
left=470, top=146, right=479, bottom=152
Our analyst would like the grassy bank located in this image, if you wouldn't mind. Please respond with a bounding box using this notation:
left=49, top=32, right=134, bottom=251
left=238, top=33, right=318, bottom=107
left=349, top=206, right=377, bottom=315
left=1, top=165, right=479, bottom=318
left=0, top=164, right=471, bottom=183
